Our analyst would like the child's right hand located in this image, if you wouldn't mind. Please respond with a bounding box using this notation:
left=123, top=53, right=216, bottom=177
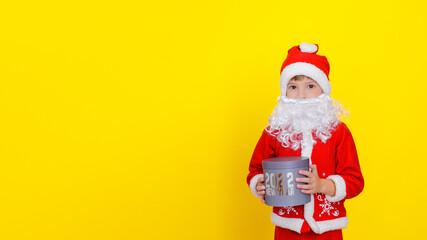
left=256, top=177, right=266, bottom=204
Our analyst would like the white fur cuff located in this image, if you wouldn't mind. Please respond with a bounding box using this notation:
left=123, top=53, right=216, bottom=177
left=249, top=174, right=264, bottom=199
left=325, top=175, right=346, bottom=202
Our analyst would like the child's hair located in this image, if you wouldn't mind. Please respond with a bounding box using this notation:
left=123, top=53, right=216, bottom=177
left=290, top=75, right=313, bottom=81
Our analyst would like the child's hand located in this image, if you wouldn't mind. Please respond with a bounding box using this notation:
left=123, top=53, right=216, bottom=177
left=296, top=164, right=336, bottom=196
left=256, top=177, right=266, bottom=204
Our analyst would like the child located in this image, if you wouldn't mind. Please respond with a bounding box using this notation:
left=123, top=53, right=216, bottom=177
left=247, top=43, right=364, bottom=240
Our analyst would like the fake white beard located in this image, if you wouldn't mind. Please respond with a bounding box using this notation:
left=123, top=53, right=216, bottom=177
left=266, top=94, right=349, bottom=150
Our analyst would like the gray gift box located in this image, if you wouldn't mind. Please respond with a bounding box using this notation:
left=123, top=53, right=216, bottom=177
left=262, top=156, right=311, bottom=207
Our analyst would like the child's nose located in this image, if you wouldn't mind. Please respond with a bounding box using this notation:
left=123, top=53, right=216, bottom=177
left=297, top=89, right=306, bottom=99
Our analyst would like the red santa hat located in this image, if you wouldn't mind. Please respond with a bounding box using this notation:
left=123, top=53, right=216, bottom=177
left=280, top=43, right=331, bottom=95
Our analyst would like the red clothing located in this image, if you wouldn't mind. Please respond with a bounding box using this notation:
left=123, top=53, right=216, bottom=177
left=275, top=226, right=343, bottom=240
left=247, top=122, right=364, bottom=234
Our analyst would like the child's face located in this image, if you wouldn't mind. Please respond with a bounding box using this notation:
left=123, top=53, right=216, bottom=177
left=286, top=76, right=324, bottom=99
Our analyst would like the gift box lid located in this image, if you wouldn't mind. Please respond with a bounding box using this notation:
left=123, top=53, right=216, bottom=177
left=262, top=156, right=309, bottom=169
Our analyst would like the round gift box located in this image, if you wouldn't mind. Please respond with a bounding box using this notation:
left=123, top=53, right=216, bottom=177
left=262, top=156, right=310, bottom=207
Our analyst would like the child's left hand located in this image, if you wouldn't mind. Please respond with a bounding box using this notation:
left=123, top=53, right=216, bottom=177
left=296, top=164, right=335, bottom=196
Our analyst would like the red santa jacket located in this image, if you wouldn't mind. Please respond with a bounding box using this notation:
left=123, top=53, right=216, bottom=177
left=247, top=122, right=364, bottom=234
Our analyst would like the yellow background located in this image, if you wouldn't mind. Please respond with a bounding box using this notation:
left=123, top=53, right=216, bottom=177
left=0, top=0, right=426, bottom=239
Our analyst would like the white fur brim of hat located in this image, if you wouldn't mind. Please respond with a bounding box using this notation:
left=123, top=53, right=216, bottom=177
left=280, top=43, right=331, bottom=96
left=280, top=62, right=331, bottom=96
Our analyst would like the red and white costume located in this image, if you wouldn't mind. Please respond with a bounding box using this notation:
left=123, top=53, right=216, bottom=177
left=247, top=42, right=364, bottom=237
left=247, top=122, right=364, bottom=234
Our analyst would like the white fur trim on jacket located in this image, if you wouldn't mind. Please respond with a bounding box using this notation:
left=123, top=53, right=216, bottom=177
left=280, top=62, right=331, bottom=96
left=301, top=131, right=314, bottom=164
left=303, top=194, right=320, bottom=233
left=271, top=212, right=305, bottom=233
left=249, top=174, right=264, bottom=199
left=325, top=175, right=347, bottom=202
left=316, top=217, right=349, bottom=233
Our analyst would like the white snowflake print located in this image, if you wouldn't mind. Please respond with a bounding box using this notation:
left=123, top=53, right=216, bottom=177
left=317, top=195, right=339, bottom=217
left=278, top=206, right=298, bottom=216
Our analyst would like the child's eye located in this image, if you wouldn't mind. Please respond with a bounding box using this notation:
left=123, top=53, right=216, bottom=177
left=288, top=86, right=297, bottom=90
left=307, top=84, right=315, bottom=89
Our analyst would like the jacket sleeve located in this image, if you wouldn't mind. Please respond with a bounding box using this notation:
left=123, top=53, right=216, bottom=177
left=247, top=129, right=276, bottom=199
left=326, top=123, right=365, bottom=202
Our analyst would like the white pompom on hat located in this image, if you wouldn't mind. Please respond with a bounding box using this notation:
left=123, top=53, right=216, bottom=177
left=280, top=43, right=331, bottom=95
